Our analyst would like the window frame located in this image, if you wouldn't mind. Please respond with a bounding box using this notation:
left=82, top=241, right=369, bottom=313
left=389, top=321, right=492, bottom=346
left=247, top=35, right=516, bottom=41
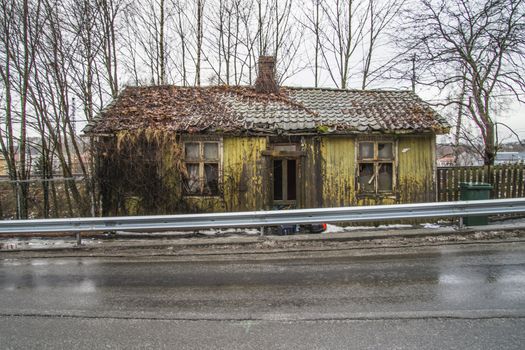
left=356, top=140, right=396, bottom=195
left=183, top=138, right=222, bottom=197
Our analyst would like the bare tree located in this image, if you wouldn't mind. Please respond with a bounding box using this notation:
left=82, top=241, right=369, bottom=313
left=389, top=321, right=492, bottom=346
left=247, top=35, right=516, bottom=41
left=360, top=0, right=405, bottom=89
left=319, top=0, right=368, bottom=89
left=0, top=0, right=45, bottom=218
left=123, top=0, right=171, bottom=85
left=195, top=0, right=204, bottom=86
left=401, top=0, right=525, bottom=165
left=97, top=0, right=127, bottom=97
left=301, top=0, right=323, bottom=87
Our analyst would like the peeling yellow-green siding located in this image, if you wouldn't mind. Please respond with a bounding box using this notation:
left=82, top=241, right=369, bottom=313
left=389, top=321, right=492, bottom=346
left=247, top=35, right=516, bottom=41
left=397, top=135, right=436, bottom=203
left=319, top=137, right=356, bottom=207
left=222, top=136, right=267, bottom=211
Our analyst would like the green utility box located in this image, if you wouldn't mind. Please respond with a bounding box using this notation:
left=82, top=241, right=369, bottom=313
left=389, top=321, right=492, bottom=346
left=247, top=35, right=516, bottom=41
left=459, top=182, right=493, bottom=226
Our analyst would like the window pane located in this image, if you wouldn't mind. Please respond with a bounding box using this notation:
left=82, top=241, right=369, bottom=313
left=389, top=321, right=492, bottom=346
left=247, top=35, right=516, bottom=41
left=359, top=143, right=374, bottom=159
left=378, top=163, right=393, bottom=191
left=204, top=163, right=219, bottom=195
left=359, top=163, right=375, bottom=192
left=185, top=143, right=199, bottom=160
left=184, top=163, right=200, bottom=194
left=273, top=160, right=283, bottom=200
left=378, top=143, right=393, bottom=160
left=204, top=143, right=219, bottom=161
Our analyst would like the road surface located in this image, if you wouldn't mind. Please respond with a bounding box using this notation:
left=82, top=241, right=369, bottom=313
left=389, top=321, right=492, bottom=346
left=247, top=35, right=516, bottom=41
left=1, top=242, right=524, bottom=349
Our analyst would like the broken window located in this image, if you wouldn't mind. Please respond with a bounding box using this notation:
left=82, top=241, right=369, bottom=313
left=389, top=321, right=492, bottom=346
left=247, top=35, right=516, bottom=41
left=357, top=141, right=394, bottom=193
left=183, top=141, right=221, bottom=196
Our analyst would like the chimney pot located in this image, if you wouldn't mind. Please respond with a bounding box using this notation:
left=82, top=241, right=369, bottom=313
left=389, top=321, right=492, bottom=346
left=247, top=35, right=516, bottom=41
left=255, top=56, right=279, bottom=94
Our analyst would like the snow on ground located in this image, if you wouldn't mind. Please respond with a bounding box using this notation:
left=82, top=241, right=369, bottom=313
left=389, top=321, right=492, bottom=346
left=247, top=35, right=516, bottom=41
left=0, top=222, right=455, bottom=251
left=421, top=223, right=442, bottom=229
left=115, top=227, right=262, bottom=237
left=342, top=224, right=414, bottom=231
left=0, top=237, right=102, bottom=250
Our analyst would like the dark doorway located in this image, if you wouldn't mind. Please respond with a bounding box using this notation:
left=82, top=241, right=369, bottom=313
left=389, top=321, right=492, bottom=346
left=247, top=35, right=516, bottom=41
left=273, top=158, right=297, bottom=206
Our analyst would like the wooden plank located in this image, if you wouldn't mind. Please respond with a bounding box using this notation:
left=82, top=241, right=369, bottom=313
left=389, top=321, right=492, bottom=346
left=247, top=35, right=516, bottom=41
left=261, top=150, right=306, bottom=157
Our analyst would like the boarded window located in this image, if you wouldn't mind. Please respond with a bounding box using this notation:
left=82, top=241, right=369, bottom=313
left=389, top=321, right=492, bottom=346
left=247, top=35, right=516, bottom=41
left=357, top=141, right=395, bottom=194
left=358, top=163, right=375, bottom=192
left=183, top=141, right=221, bottom=196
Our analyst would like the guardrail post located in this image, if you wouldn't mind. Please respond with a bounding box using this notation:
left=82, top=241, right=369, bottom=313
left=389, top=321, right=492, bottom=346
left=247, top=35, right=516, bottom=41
left=76, top=232, right=82, bottom=246
left=458, top=217, right=464, bottom=230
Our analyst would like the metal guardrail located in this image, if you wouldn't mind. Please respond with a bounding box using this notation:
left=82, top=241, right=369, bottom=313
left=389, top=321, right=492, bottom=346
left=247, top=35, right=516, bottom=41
left=1, top=198, right=525, bottom=239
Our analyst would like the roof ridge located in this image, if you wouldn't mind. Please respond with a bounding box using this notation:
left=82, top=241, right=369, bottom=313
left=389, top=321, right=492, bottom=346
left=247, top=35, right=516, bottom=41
left=122, top=84, right=415, bottom=94
left=282, top=86, right=415, bottom=93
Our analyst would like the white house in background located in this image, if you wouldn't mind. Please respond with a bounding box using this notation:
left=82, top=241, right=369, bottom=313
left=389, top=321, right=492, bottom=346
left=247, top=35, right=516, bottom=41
left=495, top=152, right=524, bottom=164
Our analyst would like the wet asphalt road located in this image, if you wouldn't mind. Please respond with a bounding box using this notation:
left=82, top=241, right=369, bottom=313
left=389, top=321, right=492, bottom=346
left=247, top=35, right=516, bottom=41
left=1, top=243, right=525, bottom=349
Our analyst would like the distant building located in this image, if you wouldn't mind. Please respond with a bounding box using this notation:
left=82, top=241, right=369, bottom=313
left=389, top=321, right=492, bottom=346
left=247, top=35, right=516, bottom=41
left=0, top=153, right=7, bottom=176
left=436, top=144, right=483, bottom=167
left=495, top=152, right=523, bottom=165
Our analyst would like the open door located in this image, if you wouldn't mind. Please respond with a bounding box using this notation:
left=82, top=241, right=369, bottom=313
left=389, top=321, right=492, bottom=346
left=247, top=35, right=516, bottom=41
left=272, top=158, right=298, bottom=208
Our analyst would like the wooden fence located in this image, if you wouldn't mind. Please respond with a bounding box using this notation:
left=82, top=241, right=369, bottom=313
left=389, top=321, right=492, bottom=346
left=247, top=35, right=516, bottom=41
left=437, top=163, right=525, bottom=202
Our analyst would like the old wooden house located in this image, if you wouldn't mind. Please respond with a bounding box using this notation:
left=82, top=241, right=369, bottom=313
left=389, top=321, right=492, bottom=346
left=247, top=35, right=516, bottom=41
left=85, top=57, right=449, bottom=215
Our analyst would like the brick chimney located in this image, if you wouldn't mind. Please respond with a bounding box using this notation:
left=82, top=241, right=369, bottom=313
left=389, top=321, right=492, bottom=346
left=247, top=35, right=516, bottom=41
left=255, top=56, right=279, bottom=94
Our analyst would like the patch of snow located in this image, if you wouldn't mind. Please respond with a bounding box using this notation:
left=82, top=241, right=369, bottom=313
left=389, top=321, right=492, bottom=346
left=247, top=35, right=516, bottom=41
left=422, top=223, right=441, bottom=229
left=0, top=237, right=94, bottom=250
left=115, top=230, right=190, bottom=236
left=343, top=224, right=413, bottom=231
left=324, top=224, right=345, bottom=233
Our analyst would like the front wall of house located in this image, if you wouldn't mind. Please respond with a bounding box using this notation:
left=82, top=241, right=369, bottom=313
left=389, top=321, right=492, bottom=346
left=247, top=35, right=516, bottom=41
left=183, top=134, right=436, bottom=213
left=107, top=134, right=436, bottom=215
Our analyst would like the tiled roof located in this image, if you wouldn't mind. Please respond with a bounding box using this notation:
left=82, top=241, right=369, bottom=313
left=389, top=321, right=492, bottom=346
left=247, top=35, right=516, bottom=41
left=85, top=85, right=449, bottom=135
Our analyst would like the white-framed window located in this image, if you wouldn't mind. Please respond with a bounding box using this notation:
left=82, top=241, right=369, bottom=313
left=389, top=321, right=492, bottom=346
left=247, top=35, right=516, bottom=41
left=357, top=141, right=395, bottom=193
left=183, top=140, right=221, bottom=196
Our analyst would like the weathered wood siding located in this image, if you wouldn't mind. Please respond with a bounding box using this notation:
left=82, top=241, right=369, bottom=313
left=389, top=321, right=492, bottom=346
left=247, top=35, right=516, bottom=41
left=222, top=136, right=267, bottom=211
left=319, top=137, right=356, bottom=207
left=300, top=137, right=323, bottom=208
left=397, top=135, right=436, bottom=203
